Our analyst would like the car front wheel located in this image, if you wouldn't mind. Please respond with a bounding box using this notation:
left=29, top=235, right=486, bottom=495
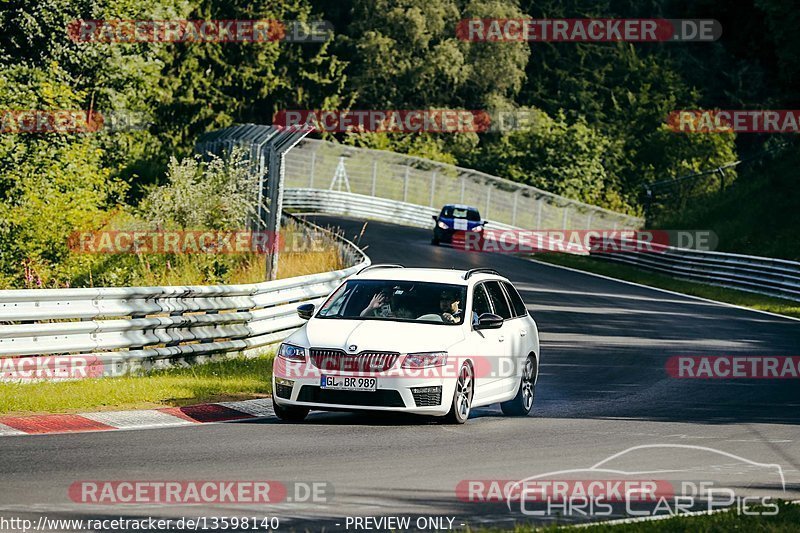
left=501, top=355, right=536, bottom=416
left=444, top=362, right=473, bottom=424
left=272, top=398, right=309, bottom=422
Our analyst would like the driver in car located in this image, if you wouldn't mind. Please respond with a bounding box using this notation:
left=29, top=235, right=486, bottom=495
left=439, top=291, right=463, bottom=323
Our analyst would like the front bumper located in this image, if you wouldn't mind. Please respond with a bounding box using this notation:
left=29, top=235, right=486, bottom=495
left=433, top=227, right=484, bottom=247
left=272, top=365, right=455, bottom=416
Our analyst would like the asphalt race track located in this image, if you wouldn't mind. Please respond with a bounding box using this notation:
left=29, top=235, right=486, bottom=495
left=1, top=215, right=799, bottom=530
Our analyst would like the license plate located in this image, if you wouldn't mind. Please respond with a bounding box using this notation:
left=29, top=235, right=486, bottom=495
left=320, top=375, right=377, bottom=392
left=454, top=219, right=468, bottom=230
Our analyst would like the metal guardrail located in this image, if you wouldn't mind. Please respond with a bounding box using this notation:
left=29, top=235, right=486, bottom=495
left=285, top=189, right=800, bottom=303
left=0, top=218, right=369, bottom=380
left=590, top=240, right=800, bottom=302
left=284, top=188, right=518, bottom=231
left=284, top=139, right=643, bottom=230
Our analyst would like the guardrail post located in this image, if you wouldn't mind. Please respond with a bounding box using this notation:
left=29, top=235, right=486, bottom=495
left=562, top=206, right=569, bottom=229
left=485, top=186, right=491, bottom=219
left=460, top=177, right=465, bottom=203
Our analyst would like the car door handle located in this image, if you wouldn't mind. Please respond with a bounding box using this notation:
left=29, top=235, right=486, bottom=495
left=520, top=330, right=527, bottom=337
left=498, top=336, right=505, bottom=342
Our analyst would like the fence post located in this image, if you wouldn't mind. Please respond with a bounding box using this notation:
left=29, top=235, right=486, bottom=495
left=309, top=151, right=316, bottom=188
left=562, top=206, right=569, bottom=230
left=460, top=177, right=465, bottom=203
left=536, top=200, right=543, bottom=229
left=511, top=190, right=518, bottom=226
left=430, top=170, right=437, bottom=207
left=403, top=166, right=409, bottom=202
left=485, top=186, right=491, bottom=219
left=371, top=158, right=378, bottom=196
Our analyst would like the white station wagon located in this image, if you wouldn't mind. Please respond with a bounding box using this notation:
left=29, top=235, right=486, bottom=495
left=271, top=265, right=540, bottom=424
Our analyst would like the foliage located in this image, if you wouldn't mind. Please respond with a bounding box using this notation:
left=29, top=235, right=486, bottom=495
left=1, top=0, right=798, bottom=287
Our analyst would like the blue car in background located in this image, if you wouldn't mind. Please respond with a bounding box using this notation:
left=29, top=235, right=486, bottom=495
left=431, top=204, right=486, bottom=246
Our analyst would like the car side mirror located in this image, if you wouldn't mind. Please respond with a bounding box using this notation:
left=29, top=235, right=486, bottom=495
left=475, top=312, right=503, bottom=330
left=483, top=220, right=488, bottom=225
left=297, top=303, right=315, bottom=320
left=432, top=215, right=438, bottom=221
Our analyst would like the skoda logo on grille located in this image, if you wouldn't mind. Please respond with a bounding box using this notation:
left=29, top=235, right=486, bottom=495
left=348, top=345, right=358, bottom=352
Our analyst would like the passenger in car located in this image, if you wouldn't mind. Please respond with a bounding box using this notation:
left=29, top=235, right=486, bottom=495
left=360, top=289, right=414, bottom=319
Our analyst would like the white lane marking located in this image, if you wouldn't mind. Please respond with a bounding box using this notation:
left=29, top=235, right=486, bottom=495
left=81, top=409, right=194, bottom=429
left=527, top=257, right=800, bottom=323
left=216, top=399, right=276, bottom=418
left=0, top=423, right=25, bottom=436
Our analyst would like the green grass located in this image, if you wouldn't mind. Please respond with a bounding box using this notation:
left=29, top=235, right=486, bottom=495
left=0, top=354, right=274, bottom=416
left=534, top=253, right=800, bottom=319
left=474, top=501, right=800, bottom=532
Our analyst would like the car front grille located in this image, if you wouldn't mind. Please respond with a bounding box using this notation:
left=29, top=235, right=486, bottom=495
left=411, top=386, right=443, bottom=407
left=309, top=348, right=399, bottom=372
left=297, top=386, right=406, bottom=407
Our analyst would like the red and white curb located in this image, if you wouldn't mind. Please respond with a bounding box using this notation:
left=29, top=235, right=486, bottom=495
left=0, top=399, right=276, bottom=437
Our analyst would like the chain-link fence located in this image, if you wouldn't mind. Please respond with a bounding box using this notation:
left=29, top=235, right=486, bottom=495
left=195, top=124, right=310, bottom=279
left=284, top=139, right=643, bottom=230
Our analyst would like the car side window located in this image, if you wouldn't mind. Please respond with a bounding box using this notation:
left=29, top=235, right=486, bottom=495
left=502, top=281, right=528, bottom=318
left=485, top=281, right=513, bottom=319
left=471, top=284, right=493, bottom=318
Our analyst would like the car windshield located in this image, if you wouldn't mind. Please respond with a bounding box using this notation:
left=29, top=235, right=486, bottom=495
left=441, top=206, right=481, bottom=221
left=317, top=280, right=468, bottom=325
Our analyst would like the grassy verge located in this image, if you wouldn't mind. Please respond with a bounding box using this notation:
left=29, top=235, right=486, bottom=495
left=476, top=501, right=799, bottom=532
left=0, top=354, right=274, bottom=416
left=533, top=253, right=800, bottom=319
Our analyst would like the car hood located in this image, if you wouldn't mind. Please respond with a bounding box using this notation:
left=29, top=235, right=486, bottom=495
left=286, top=318, right=465, bottom=353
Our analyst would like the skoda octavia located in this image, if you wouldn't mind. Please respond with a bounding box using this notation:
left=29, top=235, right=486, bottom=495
left=271, top=265, right=539, bottom=424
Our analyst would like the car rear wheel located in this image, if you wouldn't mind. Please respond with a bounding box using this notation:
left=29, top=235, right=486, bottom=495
left=431, top=236, right=440, bottom=245
left=444, top=362, right=473, bottom=424
left=501, top=355, right=536, bottom=416
left=272, top=398, right=309, bottom=422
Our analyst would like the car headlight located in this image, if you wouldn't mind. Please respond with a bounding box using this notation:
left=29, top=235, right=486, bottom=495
left=278, top=343, right=307, bottom=362
left=402, top=351, right=447, bottom=368
left=471, top=225, right=483, bottom=232
left=437, top=221, right=449, bottom=230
